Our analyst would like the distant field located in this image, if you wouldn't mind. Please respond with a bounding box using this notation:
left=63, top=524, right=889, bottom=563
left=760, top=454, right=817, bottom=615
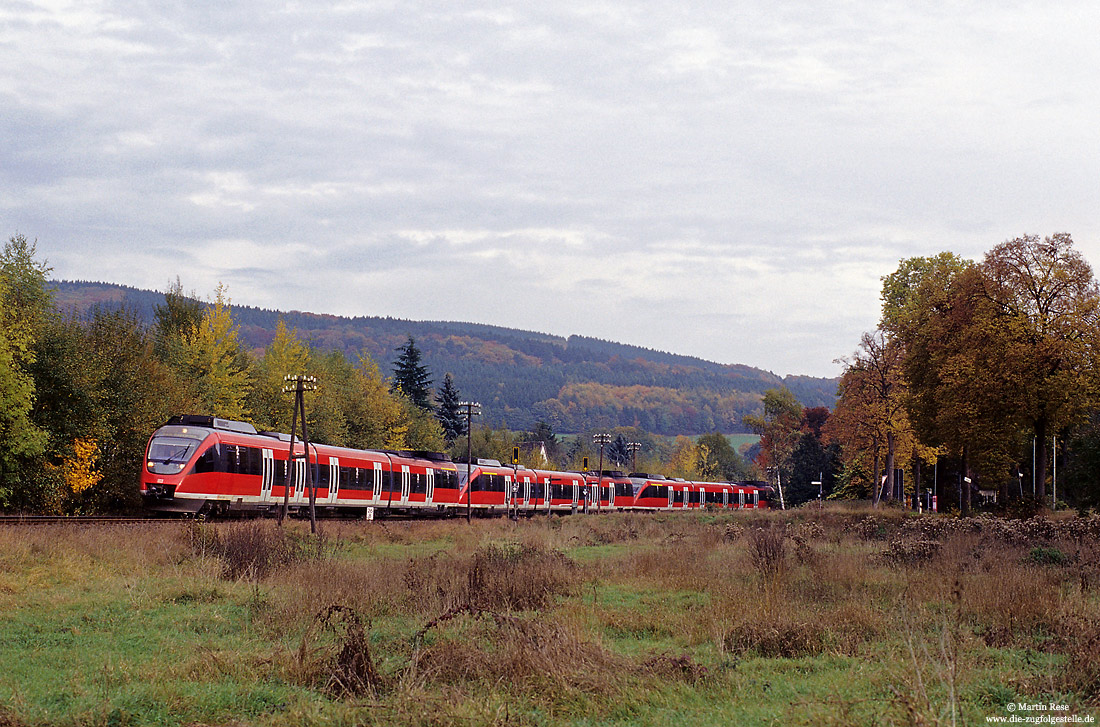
left=0, top=509, right=1096, bottom=726
left=721, top=433, right=759, bottom=454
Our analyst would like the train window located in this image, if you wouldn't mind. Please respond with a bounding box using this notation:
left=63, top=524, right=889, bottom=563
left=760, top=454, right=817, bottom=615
left=147, top=434, right=203, bottom=474
left=410, top=472, right=426, bottom=494
left=194, top=446, right=218, bottom=474
left=315, top=463, right=330, bottom=488
left=245, top=447, right=262, bottom=476
left=222, top=445, right=238, bottom=473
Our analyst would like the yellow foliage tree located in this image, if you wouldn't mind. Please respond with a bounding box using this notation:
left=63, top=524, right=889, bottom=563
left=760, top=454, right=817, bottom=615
left=251, top=318, right=310, bottom=432
left=179, top=284, right=251, bottom=421
left=667, top=435, right=701, bottom=480
left=344, top=353, right=411, bottom=450
left=64, top=438, right=102, bottom=495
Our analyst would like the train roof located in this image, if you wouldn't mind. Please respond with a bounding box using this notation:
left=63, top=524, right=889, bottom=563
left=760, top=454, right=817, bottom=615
left=164, top=415, right=257, bottom=435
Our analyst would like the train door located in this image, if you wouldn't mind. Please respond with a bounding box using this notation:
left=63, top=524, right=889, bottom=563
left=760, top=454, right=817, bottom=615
left=608, top=482, right=615, bottom=508
left=372, top=462, right=383, bottom=503
left=572, top=481, right=580, bottom=508
left=328, top=457, right=340, bottom=504
left=261, top=449, right=275, bottom=502
left=293, top=455, right=307, bottom=503
left=543, top=477, right=551, bottom=510
left=722, top=489, right=729, bottom=508
left=522, top=476, right=531, bottom=507
left=667, top=486, right=674, bottom=510
left=505, top=475, right=513, bottom=508
left=400, top=466, right=411, bottom=504
left=426, top=469, right=435, bottom=504
left=753, top=490, right=759, bottom=508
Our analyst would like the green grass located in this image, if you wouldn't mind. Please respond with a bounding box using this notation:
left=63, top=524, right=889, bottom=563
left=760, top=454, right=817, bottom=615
left=0, top=511, right=1097, bottom=726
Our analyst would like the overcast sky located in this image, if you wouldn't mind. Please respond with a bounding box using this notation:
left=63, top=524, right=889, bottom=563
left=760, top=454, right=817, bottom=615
left=4, top=1, right=1099, bottom=378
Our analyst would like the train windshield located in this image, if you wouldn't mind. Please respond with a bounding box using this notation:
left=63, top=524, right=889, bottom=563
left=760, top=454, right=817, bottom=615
left=146, top=434, right=205, bottom=474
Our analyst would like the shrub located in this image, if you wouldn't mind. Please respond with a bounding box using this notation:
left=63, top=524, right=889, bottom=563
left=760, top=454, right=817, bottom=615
left=410, top=612, right=625, bottom=695
left=854, top=516, right=890, bottom=541
left=405, top=543, right=578, bottom=615
left=1026, top=546, right=1070, bottom=566
left=463, top=543, right=577, bottom=612
left=882, top=537, right=942, bottom=565
left=186, top=520, right=336, bottom=580
left=722, top=619, right=832, bottom=658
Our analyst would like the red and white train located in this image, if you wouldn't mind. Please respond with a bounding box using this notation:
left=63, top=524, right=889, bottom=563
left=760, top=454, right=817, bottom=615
left=141, top=415, right=773, bottom=517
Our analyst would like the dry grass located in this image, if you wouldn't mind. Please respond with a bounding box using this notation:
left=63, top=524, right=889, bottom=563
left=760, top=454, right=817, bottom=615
left=2, top=508, right=1098, bottom=725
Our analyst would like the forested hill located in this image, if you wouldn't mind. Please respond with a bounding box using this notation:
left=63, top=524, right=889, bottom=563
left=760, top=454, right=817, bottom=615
left=54, top=280, right=838, bottom=434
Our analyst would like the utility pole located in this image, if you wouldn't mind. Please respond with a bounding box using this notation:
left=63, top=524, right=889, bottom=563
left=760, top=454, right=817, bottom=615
left=593, top=433, right=610, bottom=513
left=627, top=441, right=641, bottom=473
left=460, top=401, right=481, bottom=523
left=280, top=375, right=318, bottom=533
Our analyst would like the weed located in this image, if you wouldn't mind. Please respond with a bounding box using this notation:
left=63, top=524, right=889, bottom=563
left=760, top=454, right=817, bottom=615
left=749, top=525, right=788, bottom=580
left=293, top=605, right=385, bottom=698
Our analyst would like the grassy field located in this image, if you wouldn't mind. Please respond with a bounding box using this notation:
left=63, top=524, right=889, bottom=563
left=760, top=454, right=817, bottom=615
left=0, top=507, right=1097, bottom=726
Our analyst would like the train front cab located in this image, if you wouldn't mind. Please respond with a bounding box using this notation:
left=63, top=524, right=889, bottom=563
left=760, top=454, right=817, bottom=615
left=629, top=474, right=673, bottom=511
left=142, top=420, right=219, bottom=513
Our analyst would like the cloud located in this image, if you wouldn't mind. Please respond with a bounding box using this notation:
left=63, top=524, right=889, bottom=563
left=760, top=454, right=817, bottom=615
left=3, top=0, right=1100, bottom=378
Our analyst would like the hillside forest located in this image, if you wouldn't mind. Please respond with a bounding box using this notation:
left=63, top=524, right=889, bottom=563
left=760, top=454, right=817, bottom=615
left=3, top=232, right=1100, bottom=514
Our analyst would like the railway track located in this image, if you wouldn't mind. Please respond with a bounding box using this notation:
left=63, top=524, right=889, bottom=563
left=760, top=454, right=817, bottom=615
left=0, top=515, right=182, bottom=525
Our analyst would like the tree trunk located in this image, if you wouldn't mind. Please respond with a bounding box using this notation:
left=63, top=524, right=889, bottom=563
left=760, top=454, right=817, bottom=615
left=913, top=459, right=921, bottom=511
left=961, top=448, right=971, bottom=517
left=1034, top=417, right=1049, bottom=504
left=881, top=431, right=896, bottom=504
left=871, top=438, right=882, bottom=507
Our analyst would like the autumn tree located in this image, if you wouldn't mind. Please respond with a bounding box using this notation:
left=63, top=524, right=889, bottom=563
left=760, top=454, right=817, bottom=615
left=825, top=364, right=880, bottom=500
left=153, top=277, right=204, bottom=363
left=175, top=285, right=251, bottom=421
left=979, top=233, right=1100, bottom=502
left=667, top=435, right=703, bottom=480
left=527, top=420, right=561, bottom=466
left=249, top=319, right=310, bottom=433
left=0, top=235, right=51, bottom=509
left=696, top=433, right=753, bottom=481
left=839, top=330, right=914, bottom=506
left=344, top=353, right=412, bottom=450
left=742, top=388, right=803, bottom=509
